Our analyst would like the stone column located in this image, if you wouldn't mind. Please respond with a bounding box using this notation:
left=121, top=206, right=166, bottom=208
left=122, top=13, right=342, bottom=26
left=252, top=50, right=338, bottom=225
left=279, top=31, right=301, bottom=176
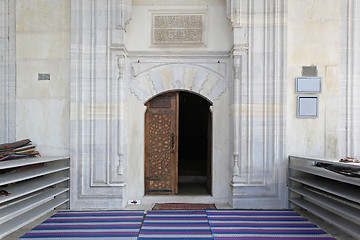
left=232, top=54, right=241, bottom=180
left=227, top=0, right=248, bottom=186
left=110, top=0, right=132, bottom=179
left=117, top=56, right=125, bottom=175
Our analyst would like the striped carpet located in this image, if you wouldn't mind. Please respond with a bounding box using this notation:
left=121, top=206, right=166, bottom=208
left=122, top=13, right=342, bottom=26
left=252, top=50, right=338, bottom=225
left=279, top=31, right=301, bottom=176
left=19, top=210, right=144, bottom=239
left=138, top=210, right=213, bottom=239
left=19, top=209, right=335, bottom=239
left=206, top=209, right=336, bottom=240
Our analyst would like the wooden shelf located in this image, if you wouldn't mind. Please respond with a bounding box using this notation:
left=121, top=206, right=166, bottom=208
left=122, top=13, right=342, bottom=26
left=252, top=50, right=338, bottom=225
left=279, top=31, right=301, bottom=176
left=290, top=165, right=360, bottom=186
left=289, top=187, right=360, bottom=223
left=289, top=175, right=359, bottom=203
left=289, top=156, right=360, bottom=169
left=0, top=156, right=69, bottom=170
left=0, top=156, right=69, bottom=238
left=0, top=197, right=68, bottom=239
left=288, top=156, right=360, bottom=239
left=290, top=198, right=360, bottom=238
left=0, top=174, right=69, bottom=204
left=0, top=188, right=68, bottom=223
left=0, top=165, right=69, bottom=186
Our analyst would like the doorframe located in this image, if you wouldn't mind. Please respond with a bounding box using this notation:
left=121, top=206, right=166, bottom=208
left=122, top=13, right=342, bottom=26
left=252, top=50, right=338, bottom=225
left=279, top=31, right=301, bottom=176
left=144, top=90, right=213, bottom=195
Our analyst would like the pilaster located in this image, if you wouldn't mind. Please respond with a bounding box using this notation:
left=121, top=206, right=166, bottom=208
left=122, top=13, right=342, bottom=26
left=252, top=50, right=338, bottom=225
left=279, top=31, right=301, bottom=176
left=70, top=0, right=131, bottom=209
left=347, top=0, right=360, bottom=158
left=228, top=0, right=287, bottom=208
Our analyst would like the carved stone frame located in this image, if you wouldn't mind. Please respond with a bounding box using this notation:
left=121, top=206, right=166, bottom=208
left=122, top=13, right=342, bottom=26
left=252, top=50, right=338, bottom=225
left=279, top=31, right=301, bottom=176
left=150, top=9, right=208, bottom=47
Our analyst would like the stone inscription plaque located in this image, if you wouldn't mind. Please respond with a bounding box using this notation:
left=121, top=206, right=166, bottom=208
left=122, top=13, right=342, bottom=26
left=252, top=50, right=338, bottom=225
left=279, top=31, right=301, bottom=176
left=152, top=14, right=205, bottom=45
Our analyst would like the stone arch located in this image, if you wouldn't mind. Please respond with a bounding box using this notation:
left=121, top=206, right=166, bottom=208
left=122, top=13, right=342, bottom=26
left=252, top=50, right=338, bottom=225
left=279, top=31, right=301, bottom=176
left=129, top=64, right=228, bottom=103
left=145, top=89, right=213, bottom=106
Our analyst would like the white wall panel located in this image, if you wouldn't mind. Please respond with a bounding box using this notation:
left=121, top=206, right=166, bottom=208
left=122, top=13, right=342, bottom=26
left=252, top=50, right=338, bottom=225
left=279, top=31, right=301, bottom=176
left=0, top=0, right=16, bottom=143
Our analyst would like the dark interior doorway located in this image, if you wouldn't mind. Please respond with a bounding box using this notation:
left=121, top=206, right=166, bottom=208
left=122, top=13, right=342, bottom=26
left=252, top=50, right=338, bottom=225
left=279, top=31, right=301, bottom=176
left=178, top=91, right=212, bottom=195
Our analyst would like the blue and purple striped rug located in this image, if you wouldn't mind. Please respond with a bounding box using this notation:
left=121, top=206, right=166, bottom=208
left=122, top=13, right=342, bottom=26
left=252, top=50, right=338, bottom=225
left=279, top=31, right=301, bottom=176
left=19, top=210, right=144, bottom=239
left=206, top=209, right=336, bottom=240
left=19, top=209, right=335, bottom=239
left=138, top=210, right=213, bottom=239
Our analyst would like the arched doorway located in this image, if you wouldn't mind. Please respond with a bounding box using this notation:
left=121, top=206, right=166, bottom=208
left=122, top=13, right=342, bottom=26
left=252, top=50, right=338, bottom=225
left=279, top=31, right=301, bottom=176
left=144, top=91, right=212, bottom=195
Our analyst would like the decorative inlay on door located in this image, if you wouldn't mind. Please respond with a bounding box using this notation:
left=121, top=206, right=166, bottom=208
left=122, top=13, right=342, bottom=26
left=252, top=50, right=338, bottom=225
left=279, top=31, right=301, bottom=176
left=149, top=113, right=172, bottom=177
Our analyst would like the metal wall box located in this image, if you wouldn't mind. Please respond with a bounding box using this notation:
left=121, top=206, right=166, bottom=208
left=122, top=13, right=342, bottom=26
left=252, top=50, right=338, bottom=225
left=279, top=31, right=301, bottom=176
left=296, top=77, right=321, bottom=93
left=297, top=95, right=319, bottom=118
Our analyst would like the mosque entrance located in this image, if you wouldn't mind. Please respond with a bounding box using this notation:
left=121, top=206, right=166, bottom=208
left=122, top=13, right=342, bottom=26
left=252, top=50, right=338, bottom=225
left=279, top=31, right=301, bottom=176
left=145, top=91, right=212, bottom=195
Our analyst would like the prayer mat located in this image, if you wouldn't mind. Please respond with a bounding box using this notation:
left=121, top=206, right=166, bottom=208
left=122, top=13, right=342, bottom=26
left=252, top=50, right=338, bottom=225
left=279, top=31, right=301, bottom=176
left=138, top=210, right=213, bottom=239
left=152, top=203, right=217, bottom=210
left=0, top=139, right=40, bottom=161
left=19, top=210, right=145, bottom=239
left=206, top=209, right=336, bottom=240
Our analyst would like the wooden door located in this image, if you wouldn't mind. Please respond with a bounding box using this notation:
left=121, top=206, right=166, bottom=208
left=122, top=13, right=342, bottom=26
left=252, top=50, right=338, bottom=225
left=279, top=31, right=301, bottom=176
left=145, top=92, right=178, bottom=195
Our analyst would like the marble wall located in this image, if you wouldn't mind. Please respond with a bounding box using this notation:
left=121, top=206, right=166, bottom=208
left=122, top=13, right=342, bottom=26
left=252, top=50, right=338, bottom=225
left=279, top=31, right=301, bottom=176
left=127, top=0, right=232, bottom=52
left=15, top=0, right=70, bottom=156
left=2, top=0, right=359, bottom=209
left=0, top=0, right=16, bottom=143
left=287, top=0, right=341, bottom=158
left=287, top=0, right=360, bottom=160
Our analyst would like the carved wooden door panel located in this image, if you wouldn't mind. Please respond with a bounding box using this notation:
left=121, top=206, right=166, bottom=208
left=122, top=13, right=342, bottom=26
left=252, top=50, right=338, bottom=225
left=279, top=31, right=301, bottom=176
left=145, top=93, right=178, bottom=195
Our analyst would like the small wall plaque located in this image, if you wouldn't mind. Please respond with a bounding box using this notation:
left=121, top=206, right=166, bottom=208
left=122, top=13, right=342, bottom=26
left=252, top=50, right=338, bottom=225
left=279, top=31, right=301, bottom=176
left=297, top=95, right=319, bottom=118
left=296, top=77, right=321, bottom=93
left=38, top=73, right=50, bottom=80
left=302, top=66, right=318, bottom=77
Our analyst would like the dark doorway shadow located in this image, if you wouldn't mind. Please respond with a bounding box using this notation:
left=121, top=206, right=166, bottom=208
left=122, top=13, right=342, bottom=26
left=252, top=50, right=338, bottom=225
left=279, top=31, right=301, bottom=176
left=178, top=91, right=212, bottom=195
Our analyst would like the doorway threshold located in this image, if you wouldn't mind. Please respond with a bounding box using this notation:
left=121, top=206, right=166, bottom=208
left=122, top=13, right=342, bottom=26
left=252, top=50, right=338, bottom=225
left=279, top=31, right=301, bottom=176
left=152, top=203, right=216, bottom=210
left=141, top=195, right=226, bottom=206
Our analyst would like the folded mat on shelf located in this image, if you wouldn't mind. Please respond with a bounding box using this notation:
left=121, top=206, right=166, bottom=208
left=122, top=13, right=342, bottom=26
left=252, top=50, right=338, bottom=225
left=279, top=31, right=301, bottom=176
left=0, top=139, right=40, bottom=161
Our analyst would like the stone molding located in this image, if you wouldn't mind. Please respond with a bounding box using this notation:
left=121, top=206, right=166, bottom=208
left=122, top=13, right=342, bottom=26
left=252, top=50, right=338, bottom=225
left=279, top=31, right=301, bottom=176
left=341, top=0, right=360, bottom=158
left=70, top=0, right=128, bottom=209
left=231, top=54, right=241, bottom=180
left=110, top=0, right=132, bottom=30
left=230, top=0, right=287, bottom=208
left=129, top=61, right=229, bottom=103
left=226, top=0, right=247, bottom=28
left=0, top=0, right=16, bottom=143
